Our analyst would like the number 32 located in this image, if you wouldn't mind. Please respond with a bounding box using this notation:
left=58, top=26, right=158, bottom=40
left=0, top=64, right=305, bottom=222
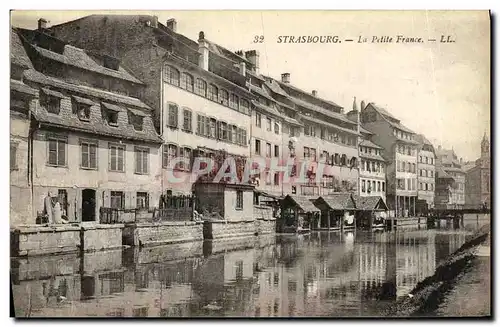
left=253, top=35, right=264, bottom=43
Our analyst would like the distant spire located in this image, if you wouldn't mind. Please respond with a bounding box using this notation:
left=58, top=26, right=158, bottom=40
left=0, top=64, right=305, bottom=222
left=352, top=97, right=357, bottom=111
left=483, top=131, right=488, bottom=142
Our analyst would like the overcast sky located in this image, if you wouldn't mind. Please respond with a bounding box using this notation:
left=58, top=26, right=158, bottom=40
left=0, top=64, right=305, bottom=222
left=11, top=10, right=490, bottom=161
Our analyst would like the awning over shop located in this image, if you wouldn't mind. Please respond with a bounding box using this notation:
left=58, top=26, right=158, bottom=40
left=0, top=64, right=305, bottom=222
left=282, top=195, right=320, bottom=213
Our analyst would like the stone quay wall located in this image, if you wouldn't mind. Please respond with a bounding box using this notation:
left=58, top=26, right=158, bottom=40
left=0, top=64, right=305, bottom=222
left=203, top=220, right=257, bottom=240
left=255, top=218, right=276, bottom=235
left=123, top=221, right=203, bottom=247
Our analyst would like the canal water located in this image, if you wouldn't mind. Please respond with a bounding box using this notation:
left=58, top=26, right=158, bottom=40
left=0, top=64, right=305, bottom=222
left=11, top=214, right=489, bottom=318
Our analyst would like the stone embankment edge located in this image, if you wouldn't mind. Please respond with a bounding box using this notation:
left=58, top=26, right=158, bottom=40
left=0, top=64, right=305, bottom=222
left=383, top=224, right=491, bottom=317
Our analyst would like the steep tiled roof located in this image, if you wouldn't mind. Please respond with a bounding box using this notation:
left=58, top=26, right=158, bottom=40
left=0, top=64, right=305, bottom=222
left=11, top=29, right=32, bottom=69
left=299, top=114, right=361, bottom=136
left=360, top=139, right=383, bottom=149
left=436, top=167, right=454, bottom=180
left=276, top=79, right=342, bottom=109
left=359, top=152, right=386, bottom=162
left=369, top=103, right=398, bottom=121
left=264, top=79, right=289, bottom=97
left=360, top=125, right=374, bottom=135
left=353, top=195, right=388, bottom=211
left=32, top=44, right=143, bottom=84
left=284, top=195, right=320, bottom=213
left=288, top=96, right=354, bottom=125
left=24, top=70, right=151, bottom=109
left=11, top=79, right=38, bottom=96
left=316, top=194, right=356, bottom=210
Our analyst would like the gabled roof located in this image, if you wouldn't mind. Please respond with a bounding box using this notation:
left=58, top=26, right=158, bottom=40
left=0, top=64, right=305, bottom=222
left=11, top=29, right=33, bottom=69
left=436, top=167, right=454, bottom=180
left=16, top=28, right=144, bottom=85
left=264, top=79, right=289, bottom=97
left=353, top=196, right=388, bottom=211
left=275, top=79, right=343, bottom=109
left=314, top=194, right=356, bottom=211
left=283, top=195, right=320, bottom=213
left=366, top=102, right=416, bottom=134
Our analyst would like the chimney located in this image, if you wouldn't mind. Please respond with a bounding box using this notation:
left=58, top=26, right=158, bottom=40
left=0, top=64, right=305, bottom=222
left=360, top=100, right=366, bottom=111
left=312, top=90, right=318, bottom=97
left=239, top=61, right=246, bottom=76
left=38, top=18, right=48, bottom=31
left=245, top=50, right=260, bottom=74
left=166, top=19, right=177, bottom=32
left=198, top=31, right=209, bottom=71
left=281, top=73, right=290, bottom=84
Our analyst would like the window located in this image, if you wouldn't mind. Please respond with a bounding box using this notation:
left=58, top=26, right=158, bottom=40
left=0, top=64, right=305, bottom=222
left=183, top=109, right=192, bottom=132
left=425, top=183, right=428, bottom=191
left=106, top=109, right=119, bottom=126
left=196, top=114, right=205, bottom=136
left=130, top=114, right=144, bottom=131
left=397, top=178, right=405, bottom=190
left=274, top=122, right=279, bottom=134
left=431, top=171, right=434, bottom=177
left=240, top=99, right=250, bottom=114
left=412, top=163, right=416, bottom=173
left=81, top=141, right=98, bottom=169
left=163, top=144, right=178, bottom=168
left=292, top=186, right=297, bottom=194
left=195, top=78, right=207, bottom=96
left=256, top=112, right=262, bottom=127
left=229, top=94, right=239, bottom=110
left=110, top=191, right=124, bottom=209
left=41, top=93, right=61, bottom=114
left=109, top=144, right=125, bottom=172
left=362, top=180, right=366, bottom=192
left=135, top=147, right=149, bottom=174
left=136, top=192, right=149, bottom=209
left=242, top=129, right=247, bottom=146
left=304, top=147, right=310, bottom=160
left=75, top=103, right=90, bottom=121
left=274, top=145, right=279, bottom=157
left=218, top=121, right=228, bottom=140
left=219, top=89, right=229, bottom=106
left=208, top=84, right=218, bottom=101
left=10, top=142, right=17, bottom=170
left=180, top=72, right=194, bottom=92
left=266, top=117, right=272, bottom=131
left=236, top=190, right=243, bottom=209
left=377, top=181, right=381, bottom=192
left=274, top=172, right=280, bottom=186
left=167, top=104, right=178, bottom=128
left=181, top=147, right=192, bottom=170
left=419, top=182, right=423, bottom=190
left=209, top=118, right=217, bottom=138
left=164, top=65, right=180, bottom=86
left=341, top=154, right=347, bottom=166
left=376, top=162, right=381, bottom=172
left=266, top=143, right=271, bottom=157
left=255, top=139, right=261, bottom=155
left=402, top=162, right=406, bottom=172
left=425, top=157, right=429, bottom=164
left=48, top=137, right=66, bottom=167
left=382, top=182, right=385, bottom=192
left=229, top=125, right=236, bottom=143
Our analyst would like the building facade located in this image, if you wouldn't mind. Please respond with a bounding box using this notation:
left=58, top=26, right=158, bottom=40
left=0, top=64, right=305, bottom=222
left=264, top=74, right=360, bottom=198
left=415, top=134, right=436, bottom=212
left=50, top=15, right=257, bottom=196
left=360, top=103, right=418, bottom=217
left=10, top=29, right=39, bottom=226
left=12, top=24, right=162, bottom=225
left=465, top=133, right=490, bottom=209
left=435, top=146, right=465, bottom=209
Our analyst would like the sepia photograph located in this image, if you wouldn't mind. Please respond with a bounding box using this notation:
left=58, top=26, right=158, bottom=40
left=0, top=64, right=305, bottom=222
left=9, top=10, right=491, bottom=318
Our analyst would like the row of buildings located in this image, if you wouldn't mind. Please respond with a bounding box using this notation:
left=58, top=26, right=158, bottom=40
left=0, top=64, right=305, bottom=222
left=10, top=15, right=490, bottom=227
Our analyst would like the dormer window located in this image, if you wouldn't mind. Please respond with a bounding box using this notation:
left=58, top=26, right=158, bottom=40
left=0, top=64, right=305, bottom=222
left=41, top=88, right=64, bottom=114
left=128, top=108, right=147, bottom=131
left=102, top=102, right=123, bottom=127
left=72, top=96, right=94, bottom=121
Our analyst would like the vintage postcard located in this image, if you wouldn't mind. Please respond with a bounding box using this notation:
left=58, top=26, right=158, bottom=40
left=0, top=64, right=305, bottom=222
left=9, top=10, right=491, bottom=318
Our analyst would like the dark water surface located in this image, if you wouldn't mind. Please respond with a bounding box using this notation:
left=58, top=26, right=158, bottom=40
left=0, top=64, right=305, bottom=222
left=11, top=214, right=489, bottom=317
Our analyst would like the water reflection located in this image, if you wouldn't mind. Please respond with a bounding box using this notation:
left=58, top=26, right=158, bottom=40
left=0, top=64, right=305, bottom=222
left=11, top=220, right=484, bottom=317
